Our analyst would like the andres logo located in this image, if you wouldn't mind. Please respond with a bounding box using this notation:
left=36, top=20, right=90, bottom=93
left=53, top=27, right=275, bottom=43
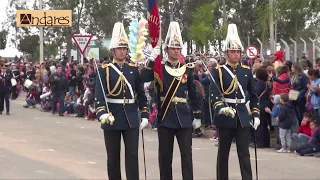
left=16, top=10, right=72, bottom=27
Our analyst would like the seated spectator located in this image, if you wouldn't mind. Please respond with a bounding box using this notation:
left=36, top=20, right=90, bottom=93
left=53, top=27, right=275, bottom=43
left=40, top=82, right=52, bottom=112
left=292, top=112, right=312, bottom=146
left=73, top=93, right=84, bottom=117
left=295, top=120, right=320, bottom=156
left=23, top=86, right=39, bottom=108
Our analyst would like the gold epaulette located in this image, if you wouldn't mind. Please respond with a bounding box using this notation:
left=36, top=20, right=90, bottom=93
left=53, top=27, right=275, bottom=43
left=241, top=65, right=250, bottom=69
left=128, top=62, right=137, bottom=67
left=101, top=64, right=109, bottom=68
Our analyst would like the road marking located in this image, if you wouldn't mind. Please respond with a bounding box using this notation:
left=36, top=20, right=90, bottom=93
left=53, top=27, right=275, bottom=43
left=193, top=148, right=209, bottom=150
left=38, top=149, right=55, bottom=152
left=14, top=140, right=27, bottom=142
left=0, top=132, right=3, bottom=135
left=147, top=139, right=158, bottom=142
left=79, top=161, right=96, bottom=164
left=56, top=121, right=63, bottom=124
left=35, top=170, right=52, bottom=174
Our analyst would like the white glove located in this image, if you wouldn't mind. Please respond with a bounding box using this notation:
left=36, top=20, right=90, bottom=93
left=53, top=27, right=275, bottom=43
left=99, top=113, right=115, bottom=125
left=250, top=117, right=260, bottom=130
left=218, top=107, right=236, bottom=118
left=140, top=118, right=149, bottom=130
left=149, top=46, right=161, bottom=61
left=192, top=118, right=201, bottom=129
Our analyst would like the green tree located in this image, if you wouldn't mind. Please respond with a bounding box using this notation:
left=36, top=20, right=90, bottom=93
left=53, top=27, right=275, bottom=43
left=44, top=43, right=58, bottom=59
left=255, top=0, right=320, bottom=42
left=0, top=30, right=8, bottom=49
left=18, top=35, right=39, bottom=59
left=188, top=1, right=217, bottom=51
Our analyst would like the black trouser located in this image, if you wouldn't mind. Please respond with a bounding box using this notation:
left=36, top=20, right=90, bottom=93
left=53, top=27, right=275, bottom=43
left=217, top=120, right=252, bottom=180
left=52, top=91, right=65, bottom=114
left=202, top=99, right=212, bottom=126
left=103, top=128, right=139, bottom=180
left=158, top=127, right=193, bottom=180
left=0, top=91, right=10, bottom=113
left=11, top=86, right=18, bottom=99
left=255, top=110, right=270, bottom=148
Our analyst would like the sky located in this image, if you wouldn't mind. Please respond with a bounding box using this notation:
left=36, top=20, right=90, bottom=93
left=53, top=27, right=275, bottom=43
left=0, top=0, right=24, bottom=57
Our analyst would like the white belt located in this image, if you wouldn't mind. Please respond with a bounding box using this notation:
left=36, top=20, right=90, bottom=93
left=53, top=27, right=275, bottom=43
left=224, top=98, right=245, bottom=104
left=107, top=98, right=135, bottom=104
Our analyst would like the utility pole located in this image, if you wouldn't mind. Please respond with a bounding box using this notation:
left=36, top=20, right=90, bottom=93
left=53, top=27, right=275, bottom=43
left=222, top=0, right=227, bottom=24
left=169, top=1, right=174, bottom=22
left=39, top=0, right=44, bottom=63
left=269, top=0, right=275, bottom=53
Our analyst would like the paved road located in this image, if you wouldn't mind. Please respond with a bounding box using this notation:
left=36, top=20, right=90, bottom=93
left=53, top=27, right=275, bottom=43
left=0, top=98, right=319, bottom=179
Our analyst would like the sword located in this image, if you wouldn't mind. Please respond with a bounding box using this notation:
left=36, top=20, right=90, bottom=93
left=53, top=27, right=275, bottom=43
left=199, top=59, right=230, bottom=108
left=93, top=60, right=114, bottom=124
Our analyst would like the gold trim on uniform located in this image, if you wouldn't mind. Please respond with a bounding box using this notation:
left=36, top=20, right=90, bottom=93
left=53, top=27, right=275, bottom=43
left=213, top=101, right=223, bottom=109
left=241, top=64, right=250, bottom=69
left=252, top=108, right=260, bottom=112
left=252, top=110, right=260, bottom=114
left=218, top=67, right=238, bottom=95
left=128, top=62, right=137, bottom=67
left=101, top=64, right=109, bottom=68
left=113, top=59, right=126, bottom=67
left=140, top=107, right=149, bottom=113
left=154, top=72, right=163, bottom=92
left=226, top=60, right=239, bottom=69
left=161, top=76, right=184, bottom=121
left=165, top=64, right=186, bottom=77
left=106, top=65, right=124, bottom=96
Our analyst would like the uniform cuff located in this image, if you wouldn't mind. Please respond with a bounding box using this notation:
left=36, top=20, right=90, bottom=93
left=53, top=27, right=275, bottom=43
left=213, top=101, right=225, bottom=113
left=251, top=108, right=260, bottom=118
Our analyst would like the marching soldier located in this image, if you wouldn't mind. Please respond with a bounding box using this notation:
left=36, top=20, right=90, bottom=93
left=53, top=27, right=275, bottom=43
left=0, top=65, right=12, bottom=115
left=141, top=21, right=202, bottom=180
left=11, top=63, right=20, bottom=100
left=95, top=22, right=149, bottom=180
left=210, top=24, right=260, bottom=180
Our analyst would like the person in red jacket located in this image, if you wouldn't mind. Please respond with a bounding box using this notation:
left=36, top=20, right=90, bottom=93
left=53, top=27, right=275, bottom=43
left=272, top=65, right=290, bottom=95
left=23, top=86, right=39, bottom=108
left=292, top=112, right=312, bottom=146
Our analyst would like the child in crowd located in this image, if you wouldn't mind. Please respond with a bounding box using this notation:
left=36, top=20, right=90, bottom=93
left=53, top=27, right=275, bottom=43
left=149, top=102, right=157, bottom=130
left=266, top=93, right=294, bottom=153
left=40, top=82, right=52, bottom=112
left=73, top=93, right=84, bottom=117
left=295, top=120, right=320, bottom=156
left=292, top=112, right=312, bottom=146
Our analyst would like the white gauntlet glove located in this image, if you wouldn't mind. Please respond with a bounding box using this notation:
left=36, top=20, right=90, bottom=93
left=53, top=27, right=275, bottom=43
left=218, top=107, right=236, bottom=118
left=149, top=46, right=161, bottom=61
left=250, top=117, right=260, bottom=130
left=140, top=118, right=149, bottom=130
left=99, top=113, right=115, bottom=125
left=192, top=119, right=201, bottom=129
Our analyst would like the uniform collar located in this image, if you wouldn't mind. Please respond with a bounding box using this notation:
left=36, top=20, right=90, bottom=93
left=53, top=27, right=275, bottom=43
left=226, top=60, right=240, bottom=69
left=113, top=58, right=126, bottom=67
left=166, top=59, right=180, bottom=68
